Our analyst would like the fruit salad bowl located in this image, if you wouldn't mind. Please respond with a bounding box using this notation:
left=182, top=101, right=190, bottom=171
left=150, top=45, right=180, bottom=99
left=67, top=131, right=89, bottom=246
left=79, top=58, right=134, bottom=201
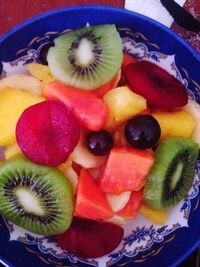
left=0, top=5, right=200, bottom=267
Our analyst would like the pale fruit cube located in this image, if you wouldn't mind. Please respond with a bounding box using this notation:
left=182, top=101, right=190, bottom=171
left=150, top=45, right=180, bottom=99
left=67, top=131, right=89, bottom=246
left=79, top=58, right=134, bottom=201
left=105, top=215, right=127, bottom=226
left=106, top=191, right=131, bottom=212
left=0, top=88, right=44, bottom=146
left=5, top=143, right=21, bottom=159
left=184, top=99, right=200, bottom=147
left=27, top=63, right=54, bottom=84
left=103, top=86, right=146, bottom=130
left=0, top=74, right=42, bottom=95
left=140, top=204, right=167, bottom=225
left=71, top=130, right=107, bottom=168
left=57, top=158, right=72, bottom=173
left=152, top=110, right=196, bottom=141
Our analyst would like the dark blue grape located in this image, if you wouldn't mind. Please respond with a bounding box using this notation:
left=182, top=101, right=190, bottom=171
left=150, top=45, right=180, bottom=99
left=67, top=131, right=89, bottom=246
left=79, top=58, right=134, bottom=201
left=38, top=42, right=54, bottom=65
left=86, top=130, right=113, bottom=156
left=125, top=115, right=161, bottom=149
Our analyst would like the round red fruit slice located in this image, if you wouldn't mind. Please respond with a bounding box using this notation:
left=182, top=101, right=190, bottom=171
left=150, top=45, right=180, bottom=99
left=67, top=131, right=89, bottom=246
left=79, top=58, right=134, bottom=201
left=125, top=61, right=188, bottom=108
left=56, top=217, right=124, bottom=258
left=16, top=100, right=80, bottom=166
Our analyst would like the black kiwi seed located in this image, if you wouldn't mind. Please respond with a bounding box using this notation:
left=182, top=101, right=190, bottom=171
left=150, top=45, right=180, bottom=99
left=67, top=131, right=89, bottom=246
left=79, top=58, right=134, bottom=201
left=0, top=154, right=74, bottom=235
left=144, top=136, right=199, bottom=210
left=47, top=24, right=123, bottom=90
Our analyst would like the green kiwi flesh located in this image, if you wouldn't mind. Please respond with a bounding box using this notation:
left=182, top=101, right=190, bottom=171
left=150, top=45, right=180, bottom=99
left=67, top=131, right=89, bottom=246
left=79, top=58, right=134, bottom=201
left=47, top=24, right=123, bottom=90
left=144, top=137, right=199, bottom=210
left=0, top=154, right=74, bottom=235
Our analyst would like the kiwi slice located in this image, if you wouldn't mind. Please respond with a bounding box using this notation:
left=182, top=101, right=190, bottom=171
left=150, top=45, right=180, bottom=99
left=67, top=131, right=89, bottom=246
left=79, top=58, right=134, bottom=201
left=47, top=24, right=123, bottom=90
left=144, top=137, right=199, bottom=210
left=0, top=154, right=74, bottom=235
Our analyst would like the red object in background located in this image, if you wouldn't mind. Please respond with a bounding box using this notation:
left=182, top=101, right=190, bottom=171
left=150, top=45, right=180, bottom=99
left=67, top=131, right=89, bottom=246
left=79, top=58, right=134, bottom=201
left=0, top=0, right=124, bottom=35
left=0, top=0, right=199, bottom=52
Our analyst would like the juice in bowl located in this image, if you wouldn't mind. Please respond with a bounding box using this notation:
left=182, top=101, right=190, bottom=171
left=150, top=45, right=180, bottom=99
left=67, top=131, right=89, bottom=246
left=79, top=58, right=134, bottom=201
left=0, top=6, right=200, bottom=267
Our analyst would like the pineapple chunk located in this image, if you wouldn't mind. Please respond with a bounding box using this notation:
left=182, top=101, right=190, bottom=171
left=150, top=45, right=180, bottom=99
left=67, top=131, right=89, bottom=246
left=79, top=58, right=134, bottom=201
left=5, top=143, right=21, bottom=159
left=27, top=63, right=54, bottom=84
left=103, top=86, right=146, bottom=130
left=140, top=204, right=167, bottom=225
left=0, top=74, right=42, bottom=95
left=152, top=110, right=196, bottom=141
left=0, top=88, right=44, bottom=146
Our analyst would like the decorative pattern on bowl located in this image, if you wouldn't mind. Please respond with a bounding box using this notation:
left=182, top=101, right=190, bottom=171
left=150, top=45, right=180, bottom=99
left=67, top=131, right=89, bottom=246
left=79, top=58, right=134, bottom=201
left=0, top=29, right=200, bottom=267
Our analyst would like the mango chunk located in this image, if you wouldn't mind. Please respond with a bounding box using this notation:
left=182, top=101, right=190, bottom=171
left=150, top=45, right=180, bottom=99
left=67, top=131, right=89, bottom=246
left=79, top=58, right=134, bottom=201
left=140, top=204, right=167, bottom=225
left=152, top=110, right=196, bottom=141
left=0, top=88, right=44, bottom=146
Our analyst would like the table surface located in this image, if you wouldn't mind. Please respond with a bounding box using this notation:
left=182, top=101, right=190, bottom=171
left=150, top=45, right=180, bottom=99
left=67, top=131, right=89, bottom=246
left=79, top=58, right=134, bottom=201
left=0, top=0, right=200, bottom=52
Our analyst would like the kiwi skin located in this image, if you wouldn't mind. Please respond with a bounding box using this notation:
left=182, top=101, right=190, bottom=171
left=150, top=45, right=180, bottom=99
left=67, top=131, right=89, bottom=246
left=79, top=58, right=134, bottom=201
left=144, top=137, right=199, bottom=211
left=0, top=154, right=74, bottom=235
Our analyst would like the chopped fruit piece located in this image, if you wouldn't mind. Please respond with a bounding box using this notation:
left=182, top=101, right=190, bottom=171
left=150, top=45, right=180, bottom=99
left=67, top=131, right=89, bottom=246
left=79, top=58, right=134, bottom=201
left=43, top=81, right=92, bottom=106
left=117, top=189, right=143, bottom=219
left=100, top=147, right=154, bottom=194
left=26, top=63, right=54, bottom=83
left=139, top=205, right=167, bottom=225
left=5, top=143, right=21, bottom=160
left=73, top=97, right=108, bottom=131
left=57, top=158, right=72, bottom=173
left=105, top=215, right=127, bottom=226
left=47, top=24, right=123, bottom=90
left=125, top=115, right=161, bottom=149
left=71, top=131, right=107, bottom=169
left=103, top=86, right=146, bottom=130
left=184, top=99, right=200, bottom=147
left=93, top=70, right=121, bottom=97
left=125, top=61, right=188, bottom=108
left=43, top=81, right=107, bottom=131
left=106, top=191, right=131, bottom=212
left=64, top=167, right=78, bottom=194
left=144, top=137, right=198, bottom=210
left=88, top=167, right=102, bottom=180
left=75, top=169, right=113, bottom=220
left=0, top=74, right=42, bottom=95
left=16, top=101, right=80, bottom=167
left=0, top=88, right=44, bottom=146
left=152, top=110, right=196, bottom=141
left=56, top=217, right=124, bottom=258
left=113, top=124, right=129, bottom=147
left=86, top=130, right=113, bottom=156
left=122, top=52, right=137, bottom=70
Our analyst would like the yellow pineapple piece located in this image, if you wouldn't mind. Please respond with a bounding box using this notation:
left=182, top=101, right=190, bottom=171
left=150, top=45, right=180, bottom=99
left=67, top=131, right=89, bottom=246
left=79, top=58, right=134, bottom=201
left=0, top=74, right=42, bottom=95
left=0, top=88, right=44, bottom=146
left=152, top=110, right=196, bottom=141
left=5, top=143, right=21, bottom=159
left=140, top=204, right=167, bottom=225
left=27, top=63, right=54, bottom=84
left=103, top=86, right=146, bottom=130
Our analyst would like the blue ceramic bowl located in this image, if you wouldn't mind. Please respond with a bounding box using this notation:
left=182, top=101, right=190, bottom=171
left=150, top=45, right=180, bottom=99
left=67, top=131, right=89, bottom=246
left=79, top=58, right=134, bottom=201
left=0, top=5, right=200, bottom=267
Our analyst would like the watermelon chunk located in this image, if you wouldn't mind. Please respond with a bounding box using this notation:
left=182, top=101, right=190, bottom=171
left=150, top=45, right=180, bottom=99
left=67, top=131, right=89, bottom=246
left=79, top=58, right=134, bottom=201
left=100, top=147, right=154, bottom=194
left=43, top=82, right=108, bottom=131
left=75, top=169, right=113, bottom=220
left=117, top=189, right=144, bottom=219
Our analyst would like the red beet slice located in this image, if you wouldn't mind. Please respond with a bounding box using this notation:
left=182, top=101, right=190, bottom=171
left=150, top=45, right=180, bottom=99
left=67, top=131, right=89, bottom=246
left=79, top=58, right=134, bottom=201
left=56, top=217, right=124, bottom=258
left=16, top=100, right=80, bottom=166
left=125, top=61, right=188, bottom=108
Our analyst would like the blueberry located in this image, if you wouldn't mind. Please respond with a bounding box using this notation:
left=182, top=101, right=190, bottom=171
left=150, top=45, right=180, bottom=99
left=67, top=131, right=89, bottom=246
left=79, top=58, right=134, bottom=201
left=38, top=42, right=54, bottom=65
left=125, top=115, right=161, bottom=149
left=86, top=130, right=113, bottom=156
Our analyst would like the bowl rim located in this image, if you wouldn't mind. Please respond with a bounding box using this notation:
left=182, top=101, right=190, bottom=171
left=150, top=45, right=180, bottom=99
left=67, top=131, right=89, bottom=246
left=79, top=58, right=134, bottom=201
left=0, top=5, right=200, bottom=62
left=0, top=5, right=200, bottom=267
